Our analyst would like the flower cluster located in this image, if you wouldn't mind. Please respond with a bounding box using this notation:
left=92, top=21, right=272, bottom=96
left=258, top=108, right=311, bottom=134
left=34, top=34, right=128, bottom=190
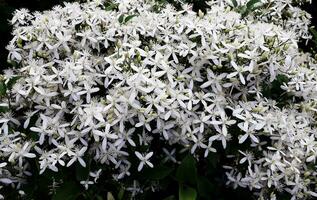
left=1, top=0, right=316, bottom=199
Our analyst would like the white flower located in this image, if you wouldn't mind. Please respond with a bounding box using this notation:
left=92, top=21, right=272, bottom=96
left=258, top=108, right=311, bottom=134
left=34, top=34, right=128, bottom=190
left=80, top=179, right=94, bottom=190
left=162, top=148, right=177, bottom=163
left=126, top=180, right=143, bottom=197
left=93, top=123, right=118, bottom=150
left=227, top=60, right=252, bottom=85
left=238, top=124, right=259, bottom=144
left=89, top=169, right=102, bottom=183
left=135, top=151, right=153, bottom=171
left=67, top=146, right=87, bottom=167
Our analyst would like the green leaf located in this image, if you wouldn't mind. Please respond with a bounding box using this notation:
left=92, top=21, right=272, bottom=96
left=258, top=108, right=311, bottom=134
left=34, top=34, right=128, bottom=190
left=107, top=192, right=115, bottom=200
left=52, top=181, right=81, bottom=200
left=197, top=176, right=215, bottom=199
left=231, top=0, right=238, bottom=7
left=0, top=81, right=6, bottom=97
left=179, top=184, right=197, bottom=200
left=240, top=0, right=261, bottom=18
left=142, top=165, right=173, bottom=180
left=311, top=28, right=317, bottom=39
left=105, top=2, right=118, bottom=11
left=6, top=76, right=21, bottom=90
left=7, top=60, right=19, bottom=68
left=0, top=106, right=9, bottom=113
left=246, top=0, right=261, bottom=9
left=310, top=28, right=317, bottom=45
left=118, top=14, right=125, bottom=24
left=117, top=187, right=125, bottom=200
left=163, top=195, right=176, bottom=200
left=176, top=155, right=197, bottom=185
left=124, top=14, right=138, bottom=24
left=96, top=195, right=103, bottom=200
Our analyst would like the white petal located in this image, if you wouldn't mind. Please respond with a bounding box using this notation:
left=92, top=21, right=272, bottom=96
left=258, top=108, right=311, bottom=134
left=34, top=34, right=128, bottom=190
left=135, top=152, right=143, bottom=160
left=145, top=152, right=153, bottom=159
left=137, top=162, right=144, bottom=171
left=0, top=178, right=13, bottom=184
left=239, top=134, right=248, bottom=144
left=78, top=157, right=86, bottom=168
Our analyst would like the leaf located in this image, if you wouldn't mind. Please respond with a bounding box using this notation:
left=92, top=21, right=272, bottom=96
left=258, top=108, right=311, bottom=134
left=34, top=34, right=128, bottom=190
left=163, top=195, right=176, bottom=200
left=179, top=184, right=197, bottom=200
left=6, top=76, right=21, bottom=90
left=239, top=5, right=248, bottom=18
left=118, top=14, right=125, bottom=24
left=240, top=0, right=261, bottom=18
left=0, top=106, right=9, bottom=113
left=231, top=0, right=238, bottom=7
left=176, top=155, right=197, bottom=185
left=107, top=192, right=115, bottom=200
left=311, top=28, right=317, bottom=39
left=309, top=28, right=317, bottom=45
left=96, top=195, right=103, bottom=200
left=246, top=0, right=261, bottom=9
left=117, top=187, right=125, bottom=200
left=105, top=2, right=118, bottom=11
left=52, top=181, right=81, bottom=200
left=124, top=15, right=138, bottom=23
left=0, top=81, right=6, bottom=97
left=142, top=165, right=173, bottom=180
left=197, top=176, right=215, bottom=199
left=7, top=60, right=19, bottom=68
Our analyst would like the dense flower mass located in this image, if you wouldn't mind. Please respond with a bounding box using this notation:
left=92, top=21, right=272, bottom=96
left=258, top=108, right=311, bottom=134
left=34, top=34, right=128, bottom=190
left=1, top=0, right=317, bottom=199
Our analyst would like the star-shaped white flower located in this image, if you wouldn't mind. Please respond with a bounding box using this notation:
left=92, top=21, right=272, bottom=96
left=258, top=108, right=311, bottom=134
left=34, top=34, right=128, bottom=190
left=135, top=151, right=153, bottom=171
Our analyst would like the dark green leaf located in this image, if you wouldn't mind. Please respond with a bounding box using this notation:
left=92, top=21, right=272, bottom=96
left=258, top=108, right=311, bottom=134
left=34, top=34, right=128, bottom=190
left=310, top=28, right=317, bottom=45
left=239, top=5, right=248, bottom=17
left=231, top=0, right=238, bottom=7
left=179, top=184, right=197, bottom=200
left=124, top=14, right=138, bottom=23
left=176, top=155, right=197, bottom=185
left=0, top=81, right=6, bottom=97
left=6, top=76, right=21, bottom=90
left=96, top=195, right=103, bottom=200
left=7, top=60, right=20, bottom=68
left=240, top=0, right=261, bottom=18
left=52, top=181, right=81, bottom=200
left=118, top=187, right=125, bottom=200
left=142, top=165, right=173, bottom=180
left=0, top=106, right=9, bottom=113
left=309, top=28, right=317, bottom=38
left=197, top=176, right=215, bottom=199
left=163, top=195, right=176, bottom=200
left=105, top=3, right=118, bottom=11
left=246, top=0, right=261, bottom=9
left=118, top=14, right=125, bottom=24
